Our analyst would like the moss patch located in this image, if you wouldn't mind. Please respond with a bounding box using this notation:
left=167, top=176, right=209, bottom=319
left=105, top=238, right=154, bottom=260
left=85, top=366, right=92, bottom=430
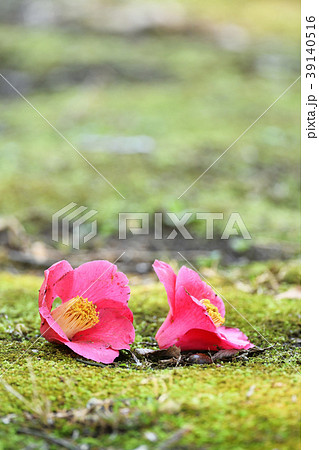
left=0, top=0, right=300, bottom=245
left=0, top=263, right=300, bottom=449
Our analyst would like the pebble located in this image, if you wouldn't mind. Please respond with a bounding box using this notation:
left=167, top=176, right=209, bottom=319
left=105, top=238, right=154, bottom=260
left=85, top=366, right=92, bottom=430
left=188, top=353, right=212, bottom=365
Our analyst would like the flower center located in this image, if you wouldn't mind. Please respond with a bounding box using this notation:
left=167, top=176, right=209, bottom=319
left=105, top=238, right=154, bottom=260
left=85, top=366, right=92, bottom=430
left=51, top=296, right=99, bottom=339
left=200, top=299, right=225, bottom=327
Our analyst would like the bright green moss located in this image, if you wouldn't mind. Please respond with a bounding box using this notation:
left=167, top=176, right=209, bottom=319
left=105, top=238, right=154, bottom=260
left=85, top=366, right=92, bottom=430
left=0, top=264, right=300, bottom=449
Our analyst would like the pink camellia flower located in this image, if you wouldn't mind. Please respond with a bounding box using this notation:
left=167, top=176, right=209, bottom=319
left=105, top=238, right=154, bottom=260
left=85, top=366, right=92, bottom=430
left=154, top=260, right=253, bottom=351
left=39, top=260, right=135, bottom=364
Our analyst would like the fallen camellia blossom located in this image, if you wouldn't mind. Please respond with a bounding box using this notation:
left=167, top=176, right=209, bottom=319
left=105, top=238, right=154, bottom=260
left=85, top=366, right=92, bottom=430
left=153, top=260, right=253, bottom=351
left=39, top=260, right=135, bottom=363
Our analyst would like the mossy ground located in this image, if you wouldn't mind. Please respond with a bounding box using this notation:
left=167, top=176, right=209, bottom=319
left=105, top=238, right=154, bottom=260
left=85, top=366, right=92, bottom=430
left=0, top=0, right=300, bottom=245
left=0, top=261, right=300, bottom=449
left=0, top=1, right=300, bottom=448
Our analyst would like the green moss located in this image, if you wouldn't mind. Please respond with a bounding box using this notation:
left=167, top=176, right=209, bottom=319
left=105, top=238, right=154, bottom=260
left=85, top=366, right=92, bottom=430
left=183, top=0, right=300, bottom=42
left=0, top=264, right=300, bottom=449
left=0, top=1, right=300, bottom=245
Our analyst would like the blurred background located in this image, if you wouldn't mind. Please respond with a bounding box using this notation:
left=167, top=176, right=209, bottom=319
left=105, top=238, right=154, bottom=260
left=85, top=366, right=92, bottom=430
left=0, top=0, right=300, bottom=273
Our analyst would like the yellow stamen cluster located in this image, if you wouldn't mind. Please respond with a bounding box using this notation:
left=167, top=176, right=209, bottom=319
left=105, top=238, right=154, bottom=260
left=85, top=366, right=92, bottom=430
left=51, top=296, right=99, bottom=339
left=200, top=299, right=225, bottom=327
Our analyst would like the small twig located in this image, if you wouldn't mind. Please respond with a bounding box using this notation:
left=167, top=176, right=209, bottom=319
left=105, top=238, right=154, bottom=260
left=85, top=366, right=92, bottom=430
left=76, top=358, right=106, bottom=368
left=243, top=344, right=275, bottom=355
left=207, top=350, right=214, bottom=363
left=0, top=379, right=42, bottom=416
left=175, top=354, right=182, bottom=367
left=18, top=427, right=80, bottom=450
left=246, top=384, right=256, bottom=399
left=158, top=427, right=191, bottom=449
left=129, top=351, right=142, bottom=366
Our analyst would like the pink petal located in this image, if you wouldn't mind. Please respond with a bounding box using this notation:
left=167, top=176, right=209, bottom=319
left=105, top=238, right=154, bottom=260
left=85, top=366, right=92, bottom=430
left=153, top=260, right=253, bottom=352
left=175, top=327, right=253, bottom=351
left=69, top=260, right=130, bottom=304
left=72, top=309, right=135, bottom=350
left=40, top=320, right=68, bottom=344
left=39, top=260, right=73, bottom=342
left=173, top=329, right=223, bottom=351
left=156, top=286, right=216, bottom=348
left=153, top=260, right=176, bottom=310
left=39, top=260, right=132, bottom=347
left=64, top=341, right=119, bottom=364
left=217, top=326, right=254, bottom=350
left=176, top=266, right=225, bottom=317
left=94, top=298, right=133, bottom=323
left=39, top=260, right=73, bottom=310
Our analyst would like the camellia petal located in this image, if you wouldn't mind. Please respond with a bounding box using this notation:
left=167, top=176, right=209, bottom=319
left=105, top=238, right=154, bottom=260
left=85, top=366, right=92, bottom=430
left=72, top=308, right=135, bottom=350
left=153, top=260, right=253, bottom=351
left=155, top=286, right=217, bottom=348
left=39, top=260, right=134, bottom=364
left=176, top=266, right=225, bottom=317
left=39, top=260, right=73, bottom=343
left=153, top=260, right=176, bottom=310
left=175, top=328, right=253, bottom=351
left=69, top=261, right=130, bottom=305
left=64, top=341, right=119, bottom=364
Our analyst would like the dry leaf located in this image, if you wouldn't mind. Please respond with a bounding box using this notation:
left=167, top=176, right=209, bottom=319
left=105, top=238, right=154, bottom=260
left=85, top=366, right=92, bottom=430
left=134, top=346, right=181, bottom=362
left=210, top=349, right=240, bottom=361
